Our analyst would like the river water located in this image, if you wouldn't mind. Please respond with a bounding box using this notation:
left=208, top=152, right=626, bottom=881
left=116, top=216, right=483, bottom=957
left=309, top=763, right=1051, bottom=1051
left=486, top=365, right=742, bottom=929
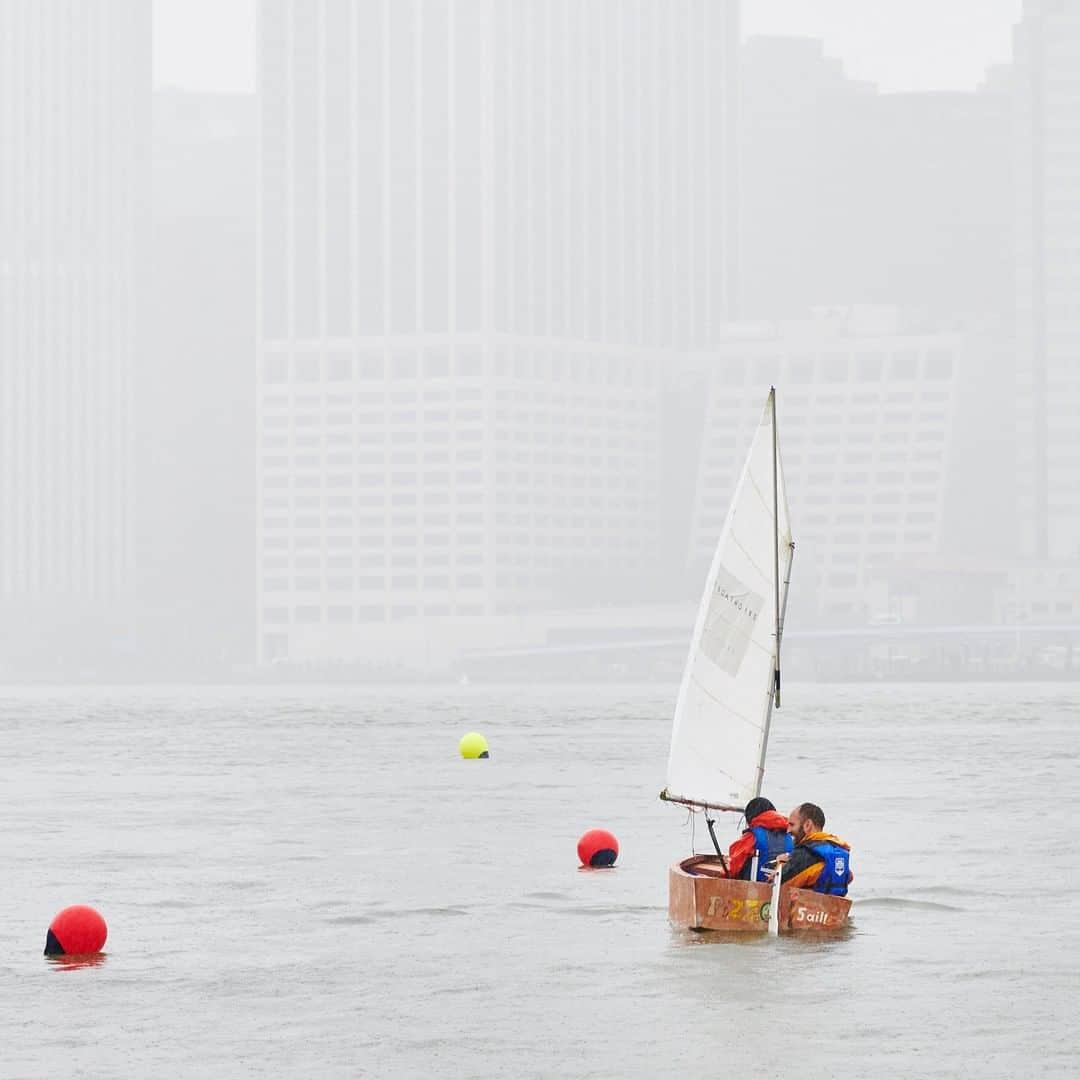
left=1, top=682, right=1077, bottom=1078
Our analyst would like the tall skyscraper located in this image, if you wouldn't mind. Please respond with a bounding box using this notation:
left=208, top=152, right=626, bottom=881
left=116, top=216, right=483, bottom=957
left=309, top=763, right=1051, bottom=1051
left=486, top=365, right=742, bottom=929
left=1014, top=0, right=1080, bottom=561
left=0, top=2, right=149, bottom=671
left=255, top=1, right=738, bottom=665
left=138, top=91, right=257, bottom=675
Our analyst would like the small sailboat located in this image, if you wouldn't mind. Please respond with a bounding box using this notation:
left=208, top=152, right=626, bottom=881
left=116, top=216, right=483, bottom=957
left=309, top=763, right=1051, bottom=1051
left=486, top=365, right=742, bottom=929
left=661, top=388, right=851, bottom=933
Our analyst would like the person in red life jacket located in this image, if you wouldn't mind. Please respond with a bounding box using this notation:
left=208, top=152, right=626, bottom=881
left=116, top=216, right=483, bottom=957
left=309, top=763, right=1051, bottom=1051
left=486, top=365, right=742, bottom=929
left=769, top=802, right=854, bottom=895
left=723, top=796, right=794, bottom=881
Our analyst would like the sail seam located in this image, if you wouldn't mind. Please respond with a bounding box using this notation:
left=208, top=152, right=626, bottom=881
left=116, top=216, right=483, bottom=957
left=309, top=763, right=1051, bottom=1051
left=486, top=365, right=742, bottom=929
left=727, top=527, right=773, bottom=592
left=687, top=675, right=765, bottom=731
left=746, top=465, right=777, bottom=525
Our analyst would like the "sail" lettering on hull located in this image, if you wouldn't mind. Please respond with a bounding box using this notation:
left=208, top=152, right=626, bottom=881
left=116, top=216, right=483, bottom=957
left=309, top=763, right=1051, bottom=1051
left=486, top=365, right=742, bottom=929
left=793, top=907, right=830, bottom=925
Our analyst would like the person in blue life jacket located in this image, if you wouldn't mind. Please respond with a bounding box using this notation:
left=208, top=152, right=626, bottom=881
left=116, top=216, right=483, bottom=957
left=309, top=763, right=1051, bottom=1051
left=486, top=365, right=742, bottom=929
left=723, top=796, right=794, bottom=881
left=766, top=802, right=854, bottom=895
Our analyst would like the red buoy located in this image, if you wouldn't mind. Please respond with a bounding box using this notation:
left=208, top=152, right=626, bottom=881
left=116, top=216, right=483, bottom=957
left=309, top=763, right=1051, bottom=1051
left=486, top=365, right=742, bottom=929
left=578, top=828, right=619, bottom=868
left=44, top=905, right=108, bottom=956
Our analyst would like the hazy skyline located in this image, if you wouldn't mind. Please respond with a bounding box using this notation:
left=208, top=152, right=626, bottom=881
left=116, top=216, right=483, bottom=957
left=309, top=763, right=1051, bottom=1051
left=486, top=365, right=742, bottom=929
left=153, top=0, right=1023, bottom=95
left=7, top=0, right=1077, bottom=681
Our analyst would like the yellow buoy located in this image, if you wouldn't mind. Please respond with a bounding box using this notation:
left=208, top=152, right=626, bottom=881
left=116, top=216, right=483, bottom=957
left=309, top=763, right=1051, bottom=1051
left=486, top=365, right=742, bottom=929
left=459, top=732, right=489, bottom=759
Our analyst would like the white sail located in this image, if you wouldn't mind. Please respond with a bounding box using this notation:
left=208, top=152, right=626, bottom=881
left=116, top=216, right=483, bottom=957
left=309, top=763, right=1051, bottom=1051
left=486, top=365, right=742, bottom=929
left=665, top=391, right=794, bottom=811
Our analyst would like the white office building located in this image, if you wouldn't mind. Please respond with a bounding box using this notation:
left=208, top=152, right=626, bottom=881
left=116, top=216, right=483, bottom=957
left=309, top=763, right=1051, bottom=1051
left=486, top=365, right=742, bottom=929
left=256, top=0, right=737, bottom=664
left=687, top=310, right=964, bottom=623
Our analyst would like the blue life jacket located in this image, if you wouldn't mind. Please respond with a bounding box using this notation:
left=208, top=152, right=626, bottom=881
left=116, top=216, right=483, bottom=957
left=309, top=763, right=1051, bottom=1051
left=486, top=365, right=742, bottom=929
left=805, top=840, right=850, bottom=896
left=746, top=825, right=794, bottom=882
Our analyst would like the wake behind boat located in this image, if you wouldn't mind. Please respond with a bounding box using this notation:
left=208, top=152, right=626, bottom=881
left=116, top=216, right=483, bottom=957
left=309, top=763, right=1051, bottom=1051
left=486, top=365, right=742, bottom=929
left=660, top=389, right=851, bottom=934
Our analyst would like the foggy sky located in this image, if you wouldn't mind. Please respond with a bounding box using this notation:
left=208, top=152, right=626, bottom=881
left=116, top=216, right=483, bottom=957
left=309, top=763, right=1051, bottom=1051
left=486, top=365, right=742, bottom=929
left=742, top=0, right=1023, bottom=91
left=152, top=0, right=1023, bottom=94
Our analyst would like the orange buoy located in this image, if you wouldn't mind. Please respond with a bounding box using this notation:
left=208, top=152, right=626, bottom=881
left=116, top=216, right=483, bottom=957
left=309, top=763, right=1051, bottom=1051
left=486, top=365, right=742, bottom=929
left=44, top=905, right=107, bottom=956
left=578, top=829, right=619, bottom=868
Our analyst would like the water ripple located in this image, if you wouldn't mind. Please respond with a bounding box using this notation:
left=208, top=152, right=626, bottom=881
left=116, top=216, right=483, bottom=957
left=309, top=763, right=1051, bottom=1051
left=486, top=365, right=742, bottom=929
left=854, top=896, right=962, bottom=912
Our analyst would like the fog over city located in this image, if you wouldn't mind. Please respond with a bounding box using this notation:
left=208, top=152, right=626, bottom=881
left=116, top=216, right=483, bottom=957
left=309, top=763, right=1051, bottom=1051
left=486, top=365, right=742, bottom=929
left=3, top=0, right=1077, bottom=683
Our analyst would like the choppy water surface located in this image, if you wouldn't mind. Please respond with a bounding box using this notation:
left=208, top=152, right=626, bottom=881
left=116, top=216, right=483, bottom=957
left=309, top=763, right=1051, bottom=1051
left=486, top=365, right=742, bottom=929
left=2, top=682, right=1077, bottom=1078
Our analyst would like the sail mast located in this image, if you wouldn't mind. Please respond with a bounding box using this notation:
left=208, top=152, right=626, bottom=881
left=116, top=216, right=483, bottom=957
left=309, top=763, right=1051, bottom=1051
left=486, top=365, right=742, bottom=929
left=771, top=387, right=781, bottom=710
left=753, top=387, right=783, bottom=799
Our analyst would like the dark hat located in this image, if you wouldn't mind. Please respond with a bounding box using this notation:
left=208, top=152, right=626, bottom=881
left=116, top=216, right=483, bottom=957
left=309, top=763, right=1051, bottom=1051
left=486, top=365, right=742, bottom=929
left=744, top=796, right=775, bottom=822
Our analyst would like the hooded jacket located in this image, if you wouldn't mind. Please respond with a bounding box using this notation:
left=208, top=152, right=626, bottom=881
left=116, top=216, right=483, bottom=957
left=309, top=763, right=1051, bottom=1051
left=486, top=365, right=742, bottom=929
left=780, top=830, right=854, bottom=894
left=725, top=810, right=791, bottom=879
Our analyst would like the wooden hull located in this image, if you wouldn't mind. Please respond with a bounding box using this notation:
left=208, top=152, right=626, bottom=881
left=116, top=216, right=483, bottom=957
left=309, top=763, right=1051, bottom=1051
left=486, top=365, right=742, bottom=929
left=669, top=857, right=851, bottom=933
